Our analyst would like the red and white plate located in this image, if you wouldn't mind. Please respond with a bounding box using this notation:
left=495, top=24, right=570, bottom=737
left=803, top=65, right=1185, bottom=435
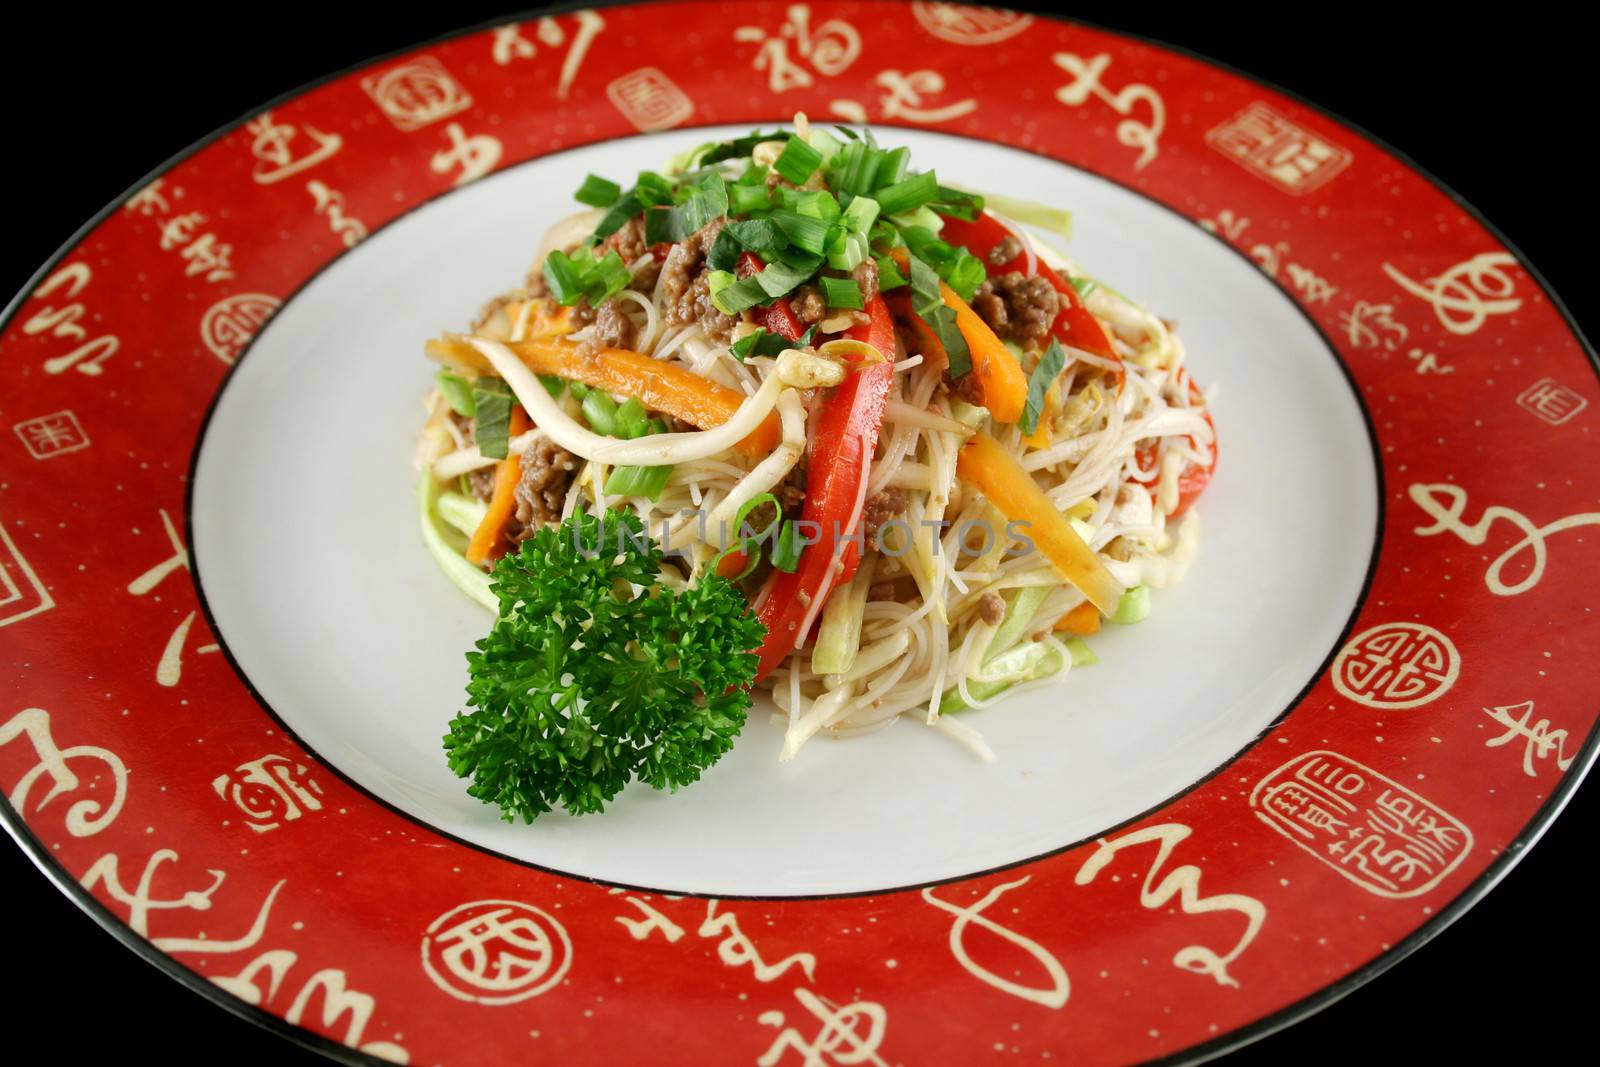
left=3, top=4, right=1595, bottom=1063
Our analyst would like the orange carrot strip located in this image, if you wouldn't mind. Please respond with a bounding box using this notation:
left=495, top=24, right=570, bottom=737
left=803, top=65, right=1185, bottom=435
left=887, top=249, right=1028, bottom=423
left=956, top=430, right=1124, bottom=615
left=1053, top=600, right=1102, bottom=635
left=465, top=407, right=531, bottom=565
left=427, top=336, right=780, bottom=456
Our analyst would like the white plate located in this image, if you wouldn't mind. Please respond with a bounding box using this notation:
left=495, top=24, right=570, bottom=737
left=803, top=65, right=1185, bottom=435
left=191, top=126, right=1377, bottom=896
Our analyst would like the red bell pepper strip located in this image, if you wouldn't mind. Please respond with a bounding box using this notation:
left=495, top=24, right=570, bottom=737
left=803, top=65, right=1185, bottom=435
left=737, top=252, right=808, bottom=342
left=751, top=294, right=896, bottom=682
left=936, top=211, right=1120, bottom=364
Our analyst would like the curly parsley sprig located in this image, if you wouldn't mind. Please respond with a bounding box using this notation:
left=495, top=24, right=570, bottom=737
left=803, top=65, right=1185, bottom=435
left=443, top=509, right=765, bottom=822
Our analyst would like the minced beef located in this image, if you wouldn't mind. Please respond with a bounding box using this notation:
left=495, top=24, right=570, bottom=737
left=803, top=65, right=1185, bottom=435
left=861, top=488, right=907, bottom=548
left=778, top=463, right=807, bottom=513
left=661, top=217, right=736, bottom=340
left=568, top=298, right=598, bottom=330
left=978, top=591, right=1006, bottom=625
left=602, top=215, right=648, bottom=265
left=791, top=284, right=826, bottom=325
left=850, top=257, right=880, bottom=305
left=972, top=271, right=1059, bottom=345
left=578, top=297, right=636, bottom=355
left=987, top=235, right=1023, bottom=266
left=512, top=440, right=577, bottom=534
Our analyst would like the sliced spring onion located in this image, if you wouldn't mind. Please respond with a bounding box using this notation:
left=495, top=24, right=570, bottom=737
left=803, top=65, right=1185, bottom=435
left=774, top=135, right=824, bottom=184
left=614, top=396, right=649, bottom=440
left=1070, top=276, right=1097, bottom=299
left=712, top=275, right=770, bottom=315
left=795, top=189, right=841, bottom=221
left=820, top=275, right=864, bottom=310
left=771, top=209, right=830, bottom=255
left=435, top=370, right=476, bottom=416
left=771, top=519, right=804, bottom=572
left=1113, top=585, right=1151, bottom=625
left=875, top=171, right=939, bottom=216
left=574, top=173, right=622, bottom=208
left=842, top=194, right=880, bottom=234
left=1019, top=339, right=1067, bottom=436
left=826, top=229, right=868, bottom=272
left=729, top=180, right=773, bottom=215
left=604, top=463, right=673, bottom=500
left=581, top=390, right=619, bottom=436
left=929, top=185, right=984, bottom=221
left=876, top=147, right=910, bottom=188
left=726, top=217, right=786, bottom=255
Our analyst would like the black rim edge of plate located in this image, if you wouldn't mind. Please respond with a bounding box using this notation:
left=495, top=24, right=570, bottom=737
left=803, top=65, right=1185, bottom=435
left=0, top=2, right=1594, bottom=1065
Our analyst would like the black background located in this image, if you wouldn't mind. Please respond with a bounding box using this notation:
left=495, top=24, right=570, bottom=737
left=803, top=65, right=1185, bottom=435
left=4, top=4, right=1594, bottom=1064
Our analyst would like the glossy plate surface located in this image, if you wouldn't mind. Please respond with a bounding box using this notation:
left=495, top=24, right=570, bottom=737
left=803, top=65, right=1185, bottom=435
left=2, top=4, right=1596, bottom=1063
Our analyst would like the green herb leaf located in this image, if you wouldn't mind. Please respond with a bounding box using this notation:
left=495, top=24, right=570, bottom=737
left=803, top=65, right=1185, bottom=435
left=908, top=251, right=972, bottom=378
left=730, top=324, right=818, bottom=361
left=443, top=509, right=766, bottom=820
left=1019, top=339, right=1067, bottom=436
left=700, top=129, right=787, bottom=165
left=472, top=378, right=514, bottom=459
left=644, top=172, right=729, bottom=245
left=875, top=254, right=908, bottom=291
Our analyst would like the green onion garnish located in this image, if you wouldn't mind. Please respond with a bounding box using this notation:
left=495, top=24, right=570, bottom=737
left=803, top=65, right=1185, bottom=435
left=581, top=390, right=619, bottom=436
left=605, top=464, right=673, bottom=500
left=820, top=276, right=864, bottom=310
left=615, top=396, right=650, bottom=439
left=574, top=173, right=622, bottom=208
left=773, top=135, right=823, bottom=185
left=875, top=171, right=940, bottom=216
left=771, top=520, right=803, bottom=572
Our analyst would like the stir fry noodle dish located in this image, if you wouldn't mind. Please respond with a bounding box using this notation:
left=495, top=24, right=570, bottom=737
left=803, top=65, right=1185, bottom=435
left=415, top=118, right=1217, bottom=821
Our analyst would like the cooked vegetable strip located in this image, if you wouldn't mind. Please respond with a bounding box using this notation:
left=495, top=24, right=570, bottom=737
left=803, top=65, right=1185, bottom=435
left=956, top=431, right=1124, bottom=615
left=428, top=335, right=782, bottom=456
left=1054, top=601, right=1102, bottom=635
left=465, top=407, right=531, bottom=564
left=942, top=279, right=1028, bottom=424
